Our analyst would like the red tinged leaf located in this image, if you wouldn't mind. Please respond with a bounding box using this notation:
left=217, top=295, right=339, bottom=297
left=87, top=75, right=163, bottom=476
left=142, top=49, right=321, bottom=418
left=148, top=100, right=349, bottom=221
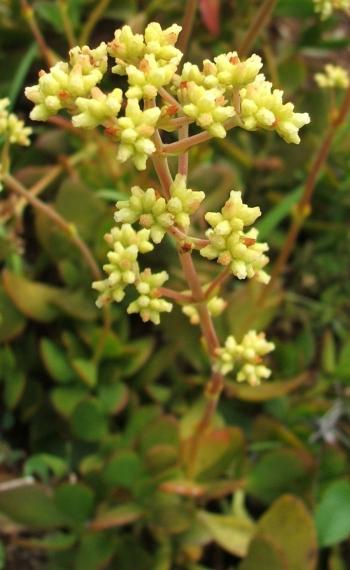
left=199, top=0, right=220, bottom=36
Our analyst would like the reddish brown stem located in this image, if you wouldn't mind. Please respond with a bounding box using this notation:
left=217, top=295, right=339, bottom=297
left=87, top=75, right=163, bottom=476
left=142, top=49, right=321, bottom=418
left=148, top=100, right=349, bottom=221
left=156, top=287, right=193, bottom=304
left=178, top=124, right=189, bottom=175
left=238, top=0, right=278, bottom=58
left=205, top=267, right=231, bottom=299
left=162, top=117, right=238, bottom=155
left=178, top=0, right=198, bottom=55
left=21, top=0, right=57, bottom=67
left=4, top=174, right=101, bottom=281
left=169, top=226, right=209, bottom=249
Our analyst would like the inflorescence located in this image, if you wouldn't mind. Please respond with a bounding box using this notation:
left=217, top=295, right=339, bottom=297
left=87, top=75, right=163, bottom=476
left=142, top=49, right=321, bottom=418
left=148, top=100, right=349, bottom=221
left=313, top=0, right=350, bottom=19
left=24, top=22, right=312, bottom=384
left=315, top=64, right=349, bottom=89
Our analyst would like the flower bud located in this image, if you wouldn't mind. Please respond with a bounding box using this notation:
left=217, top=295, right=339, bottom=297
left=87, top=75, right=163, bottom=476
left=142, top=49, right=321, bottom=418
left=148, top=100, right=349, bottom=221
left=215, top=330, right=275, bottom=383
left=315, top=64, right=349, bottom=89
left=0, top=98, right=32, bottom=146
left=127, top=268, right=173, bottom=324
left=116, top=99, right=161, bottom=170
left=239, top=74, right=310, bottom=144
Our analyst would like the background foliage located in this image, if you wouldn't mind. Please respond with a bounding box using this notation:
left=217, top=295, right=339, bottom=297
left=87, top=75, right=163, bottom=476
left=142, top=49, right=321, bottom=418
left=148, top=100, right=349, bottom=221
left=0, top=0, right=350, bottom=568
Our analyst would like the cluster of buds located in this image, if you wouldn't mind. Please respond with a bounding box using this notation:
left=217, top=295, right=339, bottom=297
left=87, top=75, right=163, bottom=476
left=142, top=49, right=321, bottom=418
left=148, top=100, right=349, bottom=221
left=315, top=64, right=349, bottom=89
left=215, top=330, right=275, bottom=384
left=23, top=23, right=312, bottom=387
left=0, top=98, right=32, bottom=146
left=174, top=53, right=263, bottom=137
left=313, top=0, right=350, bottom=19
left=125, top=54, right=178, bottom=100
left=115, top=99, right=161, bottom=170
left=108, top=23, right=182, bottom=74
left=182, top=295, right=226, bottom=325
left=200, top=191, right=270, bottom=284
left=25, top=44, right=108, bottom=121
left=239, top=75, right=311, bottom=144
left=177, top=53, right=262, bottom=92
left=92, top=225, right=153, bottom=306
left=25, top=22, right=310, bottom=175
left=115, top=186, right=173, bottom=243
left=127, top=269, right=173, bottom=324
left=178, top=83, right=235, bottom=139
left=114, top=174, right=205, bottom=243
left=72, top=87, right=123, bottom=129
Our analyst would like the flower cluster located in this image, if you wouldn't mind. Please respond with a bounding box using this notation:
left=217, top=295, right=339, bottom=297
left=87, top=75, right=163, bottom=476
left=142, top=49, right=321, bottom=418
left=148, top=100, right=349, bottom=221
left=182, top=296, right=226, bottom=325
left=0, top=98, right=32, bottom=146
left=200, top=191, right=270, bottom=284
left=178, top=52, right=262, bottom=92
left=115, top=174, right=205, bottom=243
left=25, top=43, right=108, bottom=121
left=239, top=75, right=311, bottom=144
left=115, top=186, right=172, bottom=243
left=215, top=330, right=275, bottom=384
left=109, top=23, right=182, bottom=100
left=174, top=53, right=309, bottom=143
left=178, top=83, right=235, bottom=139
left=127, top=269, right=172, bottom=324
left=315, top=64, right=349, bottom=89
left=313, top=0, right=350, bottom=19
left=92, top=225, right=153, bottom=306
left=115, top=99, right=161, bottom=170
left=72, top=87, right=123, bottom=129
left=108, top=23, right=182, bottom=74
left=25, top=22, right=310, bottom=176
left=23, top=23, right=310, bottom=382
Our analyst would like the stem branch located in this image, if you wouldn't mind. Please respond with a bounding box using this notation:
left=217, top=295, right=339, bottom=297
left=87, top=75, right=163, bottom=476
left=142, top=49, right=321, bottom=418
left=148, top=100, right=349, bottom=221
left=4, top=174, right=101, bottom=282
left=238, top=0, right=278, bottom=58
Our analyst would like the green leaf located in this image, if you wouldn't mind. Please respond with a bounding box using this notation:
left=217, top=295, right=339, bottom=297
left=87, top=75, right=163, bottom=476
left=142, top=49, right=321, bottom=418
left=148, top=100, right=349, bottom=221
left=122, top=338, right=155, bottom=376
left=197, top=511, right=255, bottom=557
left=239, top=535, right=287, bottom=570
left=15, top=532, right=76, bottom=552
left=71, top=398, right=108, bottom=441
left=51, top=386, right=87, bottom=418
left=257, top=187, right=302, bottom=240
left=8, top=43, right=38, bottom=107
left=24, top=454, right=68, bottom=481
left=98, top=382, right=128, bottom=415
left=248, top=449, right=314, bottom=504
left=102, top=450, right=145, bottom=488
left=89, top=504, right=144, bottom=530
left=183, top=427, right=245, bottom=481
left=315, top=480, right=350, bottom=547
left=336, top=339, right=350, bottom=381
left=52, top=290, right=98, bottom=321
left=0, top=484, right=68, bottom=529
left=71, top=358, right=97, bottom=387
left=257, top=495, right=318, bottom=570
left=139, top=415, right=179, bottom=453
left=321, top=330, right=337, bottom=374
left=0, top=541, right=5, bottom=570
left=226, top=374, right=307, bottom=402
left=54, top=483, right=95, bottom=525
left=40, top=338, right=75, bottom=383
left=0, top=286, right=25, bottom=342
left=55, top=179, right=105, bottom=241
left=275, top=0, right=314, bottom=17
left=35, top=2, right=63, bottom=31
left=2, top=269, right=58, bottom=322
left=4, top=368, right=26, bottom=409
left=74, top=533, right=118, bottom=570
